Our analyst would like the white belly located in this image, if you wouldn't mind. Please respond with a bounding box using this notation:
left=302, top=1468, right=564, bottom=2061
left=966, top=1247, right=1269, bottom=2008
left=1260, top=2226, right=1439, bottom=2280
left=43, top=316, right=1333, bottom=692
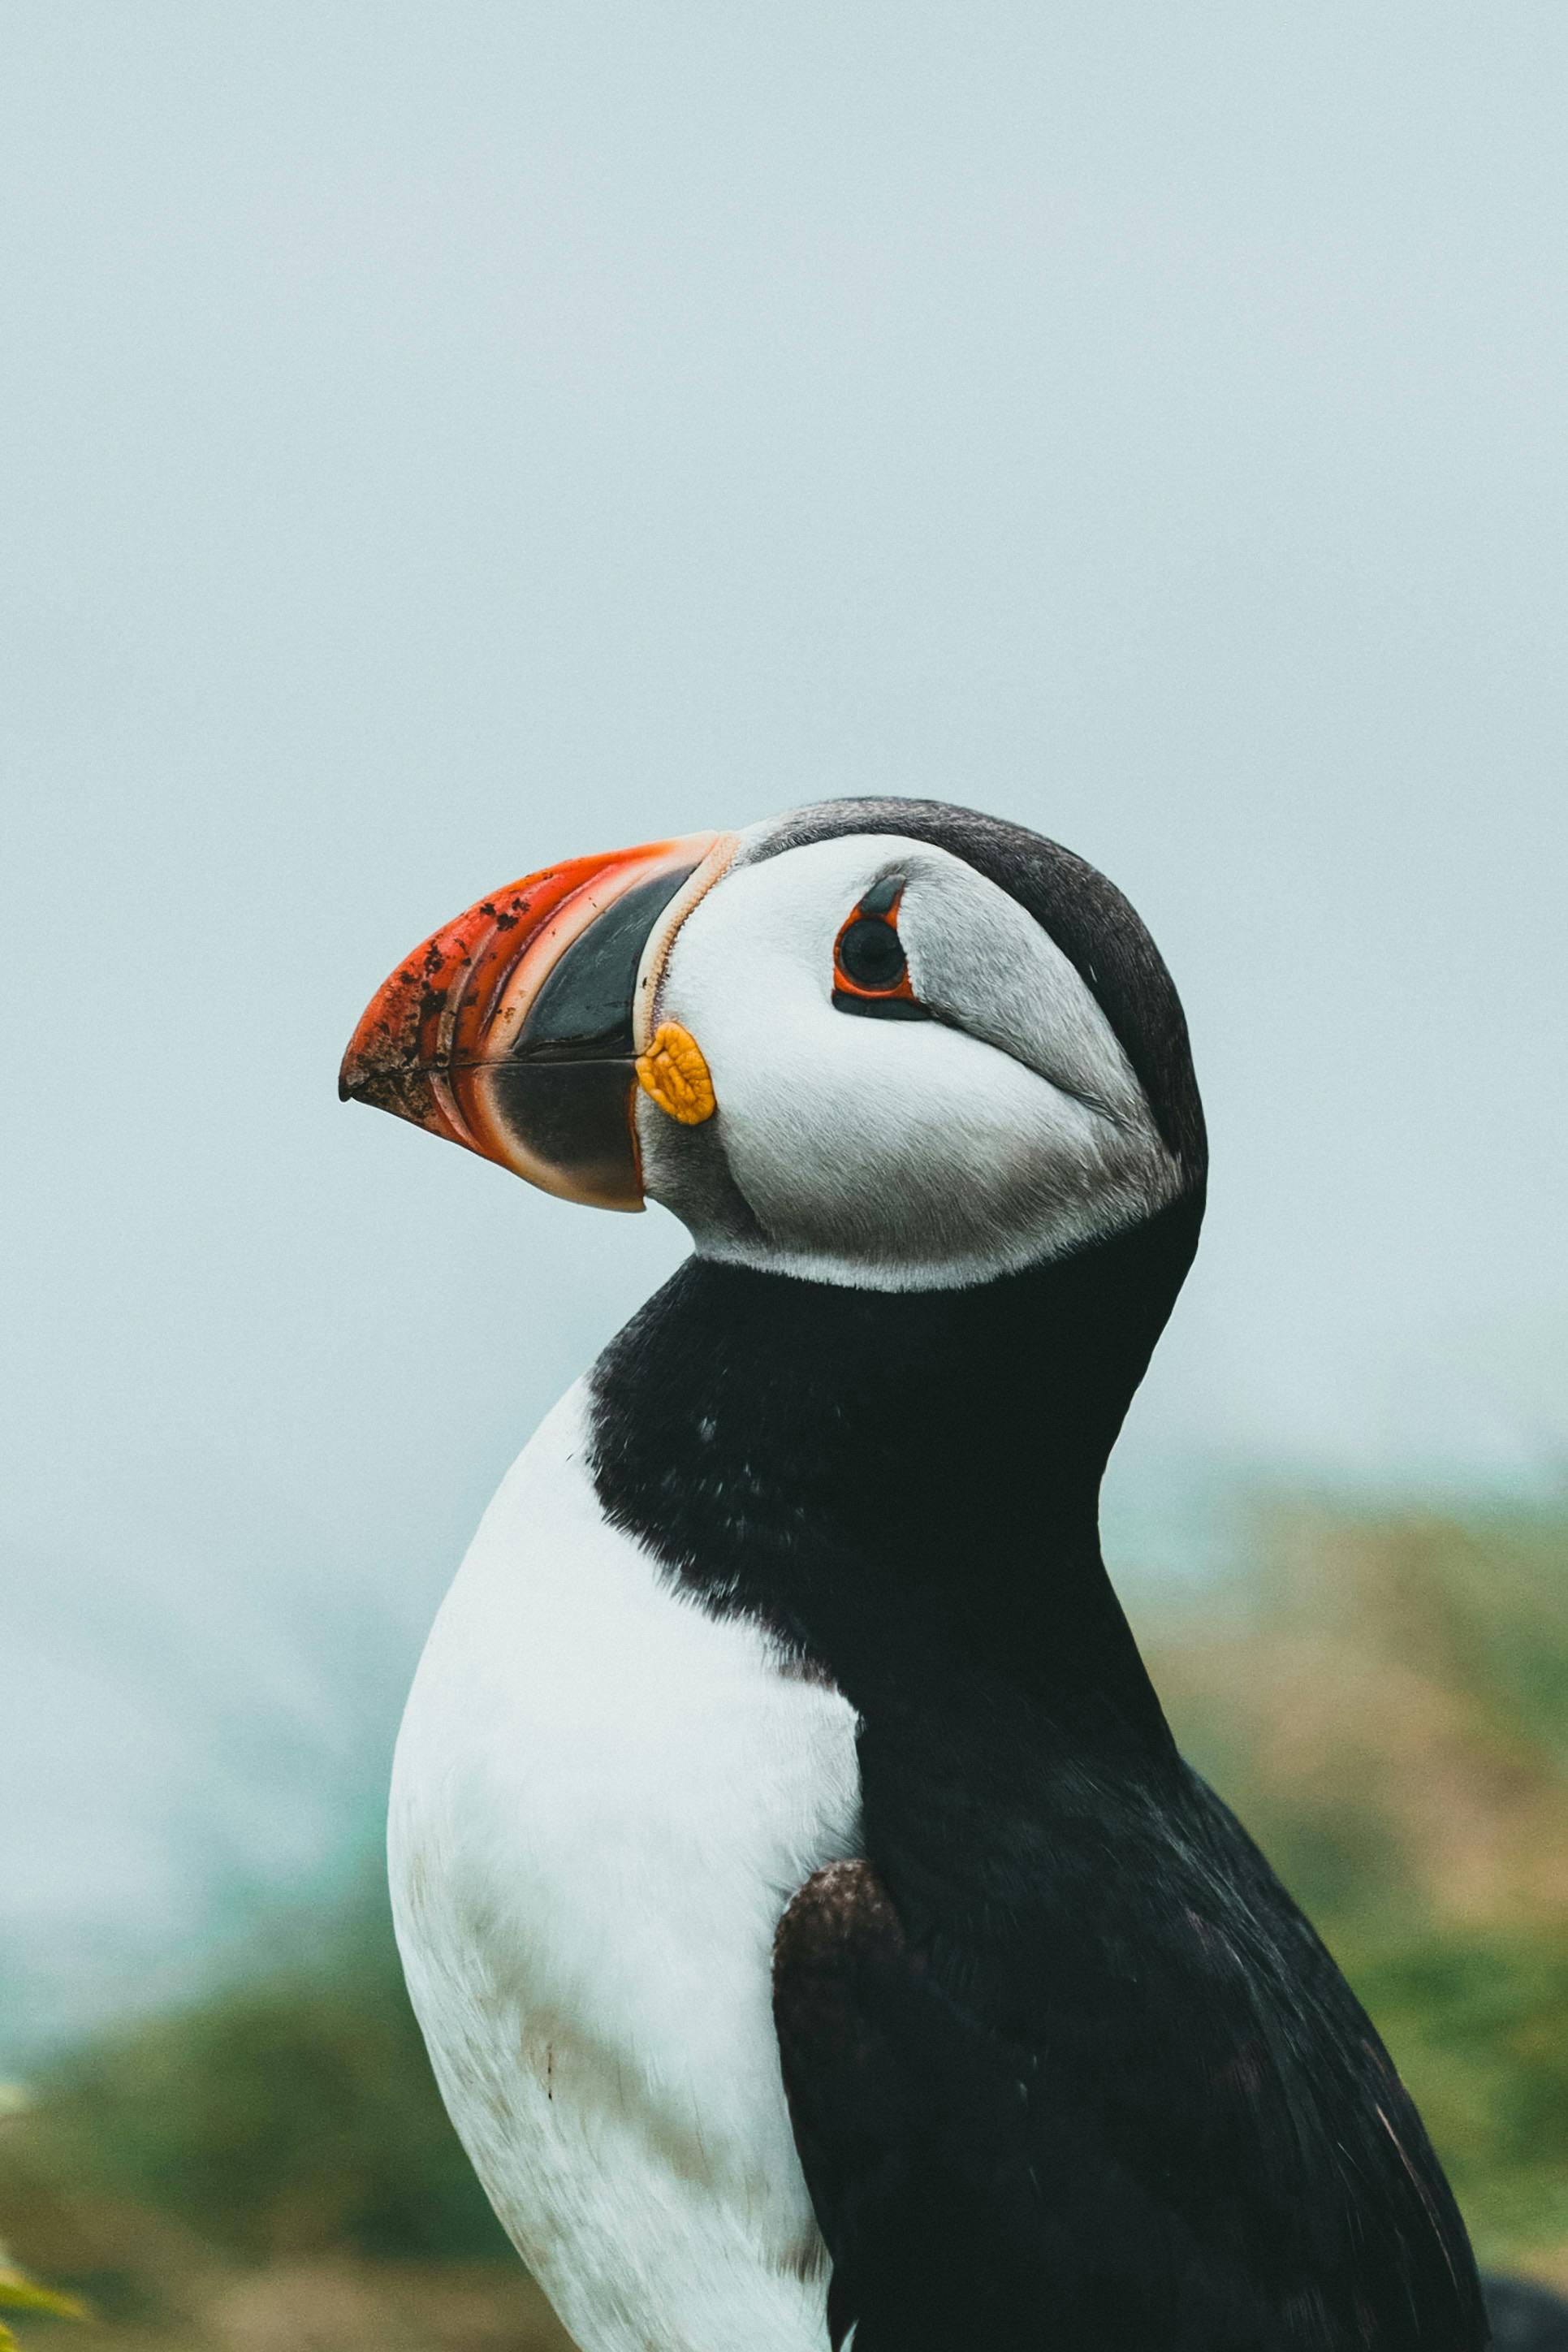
left=389, top=1381, right=862, bottom=2352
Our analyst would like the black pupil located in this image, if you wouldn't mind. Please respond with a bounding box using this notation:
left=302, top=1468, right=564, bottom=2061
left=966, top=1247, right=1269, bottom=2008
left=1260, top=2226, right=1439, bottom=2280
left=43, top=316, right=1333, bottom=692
left=838, top=917, right=906, bottom=992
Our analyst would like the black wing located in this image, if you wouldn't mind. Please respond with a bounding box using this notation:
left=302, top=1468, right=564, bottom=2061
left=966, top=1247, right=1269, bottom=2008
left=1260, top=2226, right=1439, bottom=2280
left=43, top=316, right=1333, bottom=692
left=774, top=1837, right=1489, bottom=2352
left=773, top=1858, right=1243, bottom=2352
left=772, top=1858, right=1034, bottom=2352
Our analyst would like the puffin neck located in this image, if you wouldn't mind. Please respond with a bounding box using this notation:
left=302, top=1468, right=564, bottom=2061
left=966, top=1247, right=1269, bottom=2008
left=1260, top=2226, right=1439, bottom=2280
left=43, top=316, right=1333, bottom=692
left=587, top=1194, right=1201, bottom=1762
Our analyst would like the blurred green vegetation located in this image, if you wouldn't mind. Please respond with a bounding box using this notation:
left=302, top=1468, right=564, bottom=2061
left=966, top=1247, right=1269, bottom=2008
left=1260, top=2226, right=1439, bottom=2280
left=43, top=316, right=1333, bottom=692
left=0, top=2255, right=89, bottom=2351
left=26, top=1896, right=505, bottom=2268
left=0, top=1888, right=546, bottom=2349
left=1147, top=1502, right=1568, bottom=2271
left=0, top=1501, right=1564, bottom=2344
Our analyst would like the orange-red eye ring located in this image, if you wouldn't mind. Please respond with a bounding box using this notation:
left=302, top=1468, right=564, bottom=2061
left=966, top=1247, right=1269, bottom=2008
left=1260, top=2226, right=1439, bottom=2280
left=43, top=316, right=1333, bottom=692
left=832, top=885, right=924, bottom=1018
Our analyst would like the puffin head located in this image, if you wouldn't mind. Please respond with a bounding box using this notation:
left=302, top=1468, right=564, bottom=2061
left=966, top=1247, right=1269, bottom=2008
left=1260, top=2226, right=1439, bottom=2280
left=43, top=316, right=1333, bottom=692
left=340, top=796, right=1206, bottom=1297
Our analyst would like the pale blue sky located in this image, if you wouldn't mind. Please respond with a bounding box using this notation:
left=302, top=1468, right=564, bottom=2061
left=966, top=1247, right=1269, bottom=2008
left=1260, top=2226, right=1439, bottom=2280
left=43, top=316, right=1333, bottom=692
left=4, top=3, right=1566, bottom=2044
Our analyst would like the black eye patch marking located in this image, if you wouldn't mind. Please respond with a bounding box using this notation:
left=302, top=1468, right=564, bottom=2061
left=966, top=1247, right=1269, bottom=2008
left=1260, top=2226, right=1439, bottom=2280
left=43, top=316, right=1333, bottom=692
left=856, top=873, right=902, bottom=919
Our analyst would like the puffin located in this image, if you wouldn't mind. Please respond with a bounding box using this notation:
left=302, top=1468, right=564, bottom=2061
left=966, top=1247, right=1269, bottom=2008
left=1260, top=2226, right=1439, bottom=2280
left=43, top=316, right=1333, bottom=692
left=340, top=798, right=1527, bottom=2352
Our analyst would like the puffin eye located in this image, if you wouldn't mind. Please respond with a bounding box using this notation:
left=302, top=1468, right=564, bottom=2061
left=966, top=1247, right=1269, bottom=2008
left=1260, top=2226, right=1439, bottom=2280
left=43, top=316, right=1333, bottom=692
left=832, top=881, right=929, bottom=1022
left=838, top=919, right=907, bottom=992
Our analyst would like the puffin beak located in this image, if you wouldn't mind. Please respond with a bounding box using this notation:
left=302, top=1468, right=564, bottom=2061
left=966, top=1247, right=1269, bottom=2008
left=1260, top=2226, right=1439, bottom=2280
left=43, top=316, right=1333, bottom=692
left=339, top=831, right=734, bottom=1210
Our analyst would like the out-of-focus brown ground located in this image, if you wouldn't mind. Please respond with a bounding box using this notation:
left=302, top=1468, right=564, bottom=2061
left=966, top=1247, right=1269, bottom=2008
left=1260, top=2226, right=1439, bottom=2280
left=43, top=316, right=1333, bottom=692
left=0, top=2177, right=572, bottom=2352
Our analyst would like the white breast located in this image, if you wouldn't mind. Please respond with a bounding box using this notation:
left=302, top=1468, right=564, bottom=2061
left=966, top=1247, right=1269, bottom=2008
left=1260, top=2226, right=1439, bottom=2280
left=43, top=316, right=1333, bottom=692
left=389, top=1381, right=862, bottom=2352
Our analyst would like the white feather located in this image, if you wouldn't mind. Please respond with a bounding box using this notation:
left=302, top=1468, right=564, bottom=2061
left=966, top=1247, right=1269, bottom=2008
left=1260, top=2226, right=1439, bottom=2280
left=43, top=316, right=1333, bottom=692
left=389, top=1381, right=862, bottom=2352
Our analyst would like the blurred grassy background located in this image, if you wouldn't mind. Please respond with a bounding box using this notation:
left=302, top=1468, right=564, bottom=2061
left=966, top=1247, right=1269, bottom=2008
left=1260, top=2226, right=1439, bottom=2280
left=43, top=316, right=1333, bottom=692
left=2, top=1501, right=1565, bottom=2350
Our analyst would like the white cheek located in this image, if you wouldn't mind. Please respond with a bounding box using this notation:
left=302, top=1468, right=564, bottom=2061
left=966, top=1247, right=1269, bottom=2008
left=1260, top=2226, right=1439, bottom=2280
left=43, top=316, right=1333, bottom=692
left=663, top=949, right=1147, bottom=1288
left=656, top=854, right=844, bottom=1110
left=725, top=1020, right=1106, bottom=1269
left=648, top=833, right=1181, bottom=1292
